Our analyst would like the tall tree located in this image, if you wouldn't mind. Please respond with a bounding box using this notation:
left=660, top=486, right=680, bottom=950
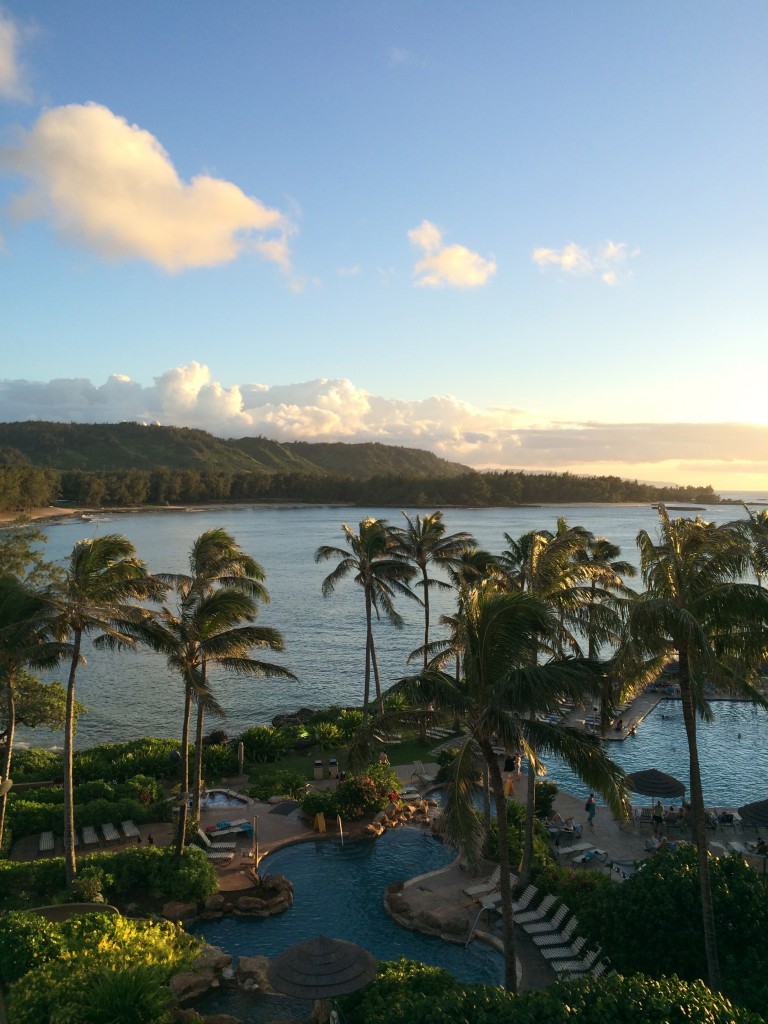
left=155, top=529, right=272, bottom=819
left=623, top=507, right=768, bottom=992
left=315, top=519, right=416, bottom=722
left=391, top=511, right=475, bottom=669
left=390, top=587, right=626, bottom=994
left=49, top=535, right=162, bottom=885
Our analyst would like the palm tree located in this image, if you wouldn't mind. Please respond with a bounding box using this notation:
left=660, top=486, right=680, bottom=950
left=573, top=536, right=637, bottom=729
left=315, top=519, right=416, bottom=722
left=155, top=529, right=271, bottom=819
left=391, top=511, right=475, bottom=669
left=146, top=582, right=295, bottom=821
left=392, top=586, right=626, bottom=993
left=624, top=506, right=768, bottom=991
left=0, top=576, right=62, bottom=847
left=50, top=535, right=163, bottom=885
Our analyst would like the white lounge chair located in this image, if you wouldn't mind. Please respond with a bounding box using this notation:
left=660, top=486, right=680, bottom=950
left=464, top=865, right=500, bottom=898
left=523, top=903, right=569, bottom=936
left=101, top=823, right=121, bottom=843
left=550, top=946, right=602, bottom=975
left=541, top=935, right=588, bottom=961
left=196, top=827, right=236, bottom=851
left=557, top=841, right=593, bottom=863
left=82, top=825, right=99, bottom=846
left=411, top=760, right=437, bottom=785
left=121, top=820, right=140, bottom=840
left=203, top=848, right=235, bottom=864
left=514, top=893, right=558, bottom=925
left=533, top=915, right=579, bottom=947
left=39, top=831, right=55, bottom=854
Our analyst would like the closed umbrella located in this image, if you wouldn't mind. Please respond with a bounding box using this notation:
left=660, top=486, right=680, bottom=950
left=737, top=799, right=768, bottom=828
left=626, top=768, right=686, bottom=800
left=268, top=935, right=377, bottom=1023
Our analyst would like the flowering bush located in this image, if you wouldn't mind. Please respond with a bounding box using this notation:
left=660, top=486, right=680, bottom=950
left=335, top=762, right=401, bottom=819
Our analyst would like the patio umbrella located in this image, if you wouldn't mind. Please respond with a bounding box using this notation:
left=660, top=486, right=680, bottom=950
left=737, top=798, right=768, bottom=827
left=267, top=935, right=377, bottom=1023
left=626, top=768, right=686, bottom=800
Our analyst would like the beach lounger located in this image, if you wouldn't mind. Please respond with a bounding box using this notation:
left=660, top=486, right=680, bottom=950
left=196, top=827, right=236, bottom=850
left=121, top=820, right=140, bottom=840
left=572, top=848, right=606, bottom=866
left=411, top=760, right=437, bottom=785
left=464, top=865, right=500, bottom=898
left=550, top=946, right=602, bottom=975
left=524, top=905, right=573, bottom=937
left=511, top=884, right=538, bottom=914
left=101, top=823, right=121, bottom=843
left=541, top=936, right=588, bottom=961
left=523, top=903, right=569, bottom=936
left=557, top=841, right=592, bottom=863
left=39, top=831, right=55, bottom=854
left=514, top=893, right=558, bottom=925
left=203, top=849, right=235, bottom=864
left=533, top=915, right=579, bottom=947
left=82, top=825, right=99, bottom=846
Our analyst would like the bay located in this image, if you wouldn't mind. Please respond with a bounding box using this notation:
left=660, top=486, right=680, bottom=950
left=16, top=500, right=758, bottom=751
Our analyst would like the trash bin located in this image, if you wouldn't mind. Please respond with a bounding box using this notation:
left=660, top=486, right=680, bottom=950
left=328, top=758, right=338, bottom=779
left=313, top=759, right=324, bottom=781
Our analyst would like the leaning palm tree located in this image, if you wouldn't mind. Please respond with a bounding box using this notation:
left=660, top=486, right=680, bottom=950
left=391, top=586, right=626, bottom=994
left=315, top=519, right=416, bottom=722
left=49, top=535, right=163, bottom=885
left=622, top=507, right=768, bottom=992
left=145, top=584, right=295, bottom=816
left=0, top=576, right=63, bottom=847
left=391, top=511, right=475, bottom=669
left=155, top=529, right=271, bottom=819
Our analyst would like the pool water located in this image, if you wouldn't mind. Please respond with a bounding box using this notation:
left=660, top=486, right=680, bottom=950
left=195, top=790, right=248, bottom=809
left=538, top=700, right=768, bottom=807
left=192, top=829, right=503, bottom=1002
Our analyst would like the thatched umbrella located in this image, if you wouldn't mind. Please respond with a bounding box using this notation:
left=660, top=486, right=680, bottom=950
left=268, top=935, right=377, bottom=1023
left=737, top=798, right=768, bottom=828
left=626, top=768, right=686, bottom=800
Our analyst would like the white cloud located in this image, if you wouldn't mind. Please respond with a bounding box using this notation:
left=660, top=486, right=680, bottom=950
left=408, top=219, right=496, bottom=288
left=0, top=102, right=291, bottom=272
left=1, top=364, right=765, bottom=488
left=532, top=240, right=636, bottom=284
left=0, top=8, right=28, bottom=101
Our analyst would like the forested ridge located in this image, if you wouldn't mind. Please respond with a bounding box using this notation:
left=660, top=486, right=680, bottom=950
left=0, top=420, right=721, bottom=512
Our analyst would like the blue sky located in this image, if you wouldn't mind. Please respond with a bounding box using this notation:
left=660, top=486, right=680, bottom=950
left=0, top=2, right=766, bottom=491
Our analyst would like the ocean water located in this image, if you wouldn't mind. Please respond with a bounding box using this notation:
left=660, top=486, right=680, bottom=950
left=14, top=501, right=761, bottom=753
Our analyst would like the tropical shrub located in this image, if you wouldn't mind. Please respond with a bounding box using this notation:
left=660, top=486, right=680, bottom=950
left=200, top=740, right=238, bottom=778
left=240, top=725, right=291, bottom=763
left=247, top=768, right=308, bottom=801
left=10, top=747, right=62, bottom=782
left=7, top=794, right=166, bottom=840
left=73, top=738, right=181, bottom=783
left=300, top=789, right=338, bottom=818
left=335, top=762, right=400, bottom=819
left=306, top=721, right=344, bottom=749
left=435, top=746, right=459, bottom=783
left=533, top=779, right=558, bottom=818
left=6, top=912, right=201, bottom=1024
left=340, top=959, right=764, bottom=1024
left=338, top=708, right=364, bottom=738
left=0, top=910, right=65, bottom=987
left=484, top=802, right=552, bottom=869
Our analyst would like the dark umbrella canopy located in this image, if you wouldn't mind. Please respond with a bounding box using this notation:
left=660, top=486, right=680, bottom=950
left=267, top=935, right=377, bottom=1000
left=737, top=799, right=768, bottom=827
left=626, top=768, right=686, bottom=799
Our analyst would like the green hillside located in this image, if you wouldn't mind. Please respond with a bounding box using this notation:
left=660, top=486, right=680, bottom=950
left=0, top=421, right=472, bottom=478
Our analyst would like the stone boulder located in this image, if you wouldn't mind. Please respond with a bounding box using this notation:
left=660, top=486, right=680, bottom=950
left=272, top=707, right=316, bottom=728
left=237, top=954, right=277, bottom=993
left=170, top=967, right=218, bottom=1004
left=161, top=900, right=199, bottom=924
left=190, top=946, right=231, bottom=973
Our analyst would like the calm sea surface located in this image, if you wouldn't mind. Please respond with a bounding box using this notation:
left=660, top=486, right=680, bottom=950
left=15, top=502, right=765, bottom=787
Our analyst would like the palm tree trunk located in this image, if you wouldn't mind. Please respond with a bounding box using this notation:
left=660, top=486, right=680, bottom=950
left=180, top=685, right=193, bottom=796
left=679, top=650, right=721, bottom=991
left=370, top=635, right=385, bottom=718
left=481, top=760, right=492, bottom=835
left=520, top=749, right=536, bottom=884
left=482, top=739, right=518, bottom=994
left=192, top=701, right=205, bottom=821
left=422, top=566, right=430, bottom=670
left=363, top=590, right=372, bottom=724
left=0, top=681, right=16, bottom=848
left=64, top=632, right=81, bottom=886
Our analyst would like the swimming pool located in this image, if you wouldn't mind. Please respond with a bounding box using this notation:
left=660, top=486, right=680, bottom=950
left=539, top=700, right=768, bottom=807
left=193, top=789, right=248, bottom=809
left=192, top=828, right=503, bottom=1020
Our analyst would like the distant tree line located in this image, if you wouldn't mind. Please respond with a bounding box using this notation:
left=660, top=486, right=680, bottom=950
left=0, top=463, right=721, bottom=513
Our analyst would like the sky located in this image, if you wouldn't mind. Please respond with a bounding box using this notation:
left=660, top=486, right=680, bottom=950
left=0, top=2, right=766, bottom=492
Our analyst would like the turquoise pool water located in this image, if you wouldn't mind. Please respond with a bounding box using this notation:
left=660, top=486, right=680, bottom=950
left=192, top=828, right=503, bottom=1021
left=538, top=700, right=768, bottom=807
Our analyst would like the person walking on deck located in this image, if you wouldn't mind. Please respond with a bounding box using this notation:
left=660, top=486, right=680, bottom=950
left=585, top=793, right=596, bottom=827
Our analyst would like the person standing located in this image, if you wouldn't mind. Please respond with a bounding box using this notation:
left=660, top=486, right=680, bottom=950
left=585, top=793, right=596, bottom=827
left=653, top=799, right=665, bottom=836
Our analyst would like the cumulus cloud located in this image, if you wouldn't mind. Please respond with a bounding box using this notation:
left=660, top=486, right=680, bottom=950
left=0, top=102, right=291, bottom=272
left=408, top=219, right=496, bottom=288
left=1, top=364, right=765, bottom=488
left=532, top=240, right=636, bottom=284
left=0, top=8, right=28, bottom=101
